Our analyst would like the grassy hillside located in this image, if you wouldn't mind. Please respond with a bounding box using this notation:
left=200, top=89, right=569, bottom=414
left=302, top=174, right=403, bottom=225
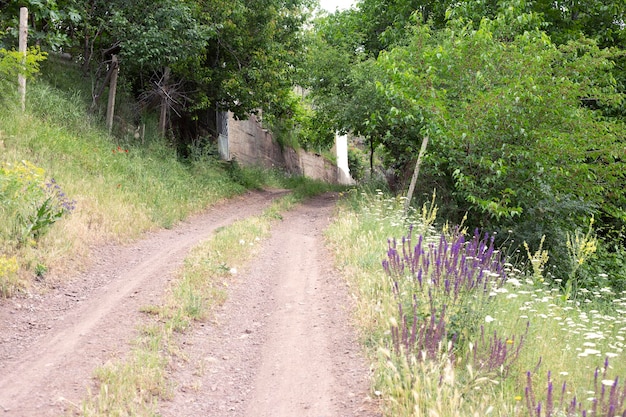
left=0, top=65, right=290, bottom=296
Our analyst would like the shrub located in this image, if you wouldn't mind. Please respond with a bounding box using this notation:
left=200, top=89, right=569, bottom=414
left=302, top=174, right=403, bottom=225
left=0, top=160, right=75, bottom=248
left=347, top=146, right=366, bottom=182
left=0, top=47, right=46, bottom=101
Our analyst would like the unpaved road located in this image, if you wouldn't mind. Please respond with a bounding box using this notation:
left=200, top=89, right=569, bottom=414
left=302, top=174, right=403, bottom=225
left=0, top=190, right=380, bottom=417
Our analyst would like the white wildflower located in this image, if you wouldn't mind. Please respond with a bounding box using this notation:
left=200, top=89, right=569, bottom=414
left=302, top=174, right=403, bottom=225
left=578, top=348, right=601, bottom=357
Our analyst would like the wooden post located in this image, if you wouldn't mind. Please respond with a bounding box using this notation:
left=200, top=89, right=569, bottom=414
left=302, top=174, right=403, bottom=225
left=404, top=135, right=429, bottom=216
left=18, top=7, right=28, bottom=111
left=106, top=55, right=119, bottom=134
left=159, top=67, right=171, bottom=136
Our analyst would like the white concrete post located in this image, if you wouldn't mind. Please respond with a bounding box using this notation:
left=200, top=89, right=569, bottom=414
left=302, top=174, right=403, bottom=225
left=335, top=134, right=354, bottom=185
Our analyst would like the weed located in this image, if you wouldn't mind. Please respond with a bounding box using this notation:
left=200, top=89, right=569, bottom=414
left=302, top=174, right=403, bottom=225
left=0, top=255, right=20, bottom=297
left=525, top=358, right=626, bottom=417
left=34, top=262, right=47, bottom=279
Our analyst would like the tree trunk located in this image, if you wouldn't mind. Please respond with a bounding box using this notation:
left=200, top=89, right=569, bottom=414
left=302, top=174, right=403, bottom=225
left=159, top=67, right=171, bottom=137
left=369, top=138, right=374, bottom=175
left=91, top=60, right=115, bottom=112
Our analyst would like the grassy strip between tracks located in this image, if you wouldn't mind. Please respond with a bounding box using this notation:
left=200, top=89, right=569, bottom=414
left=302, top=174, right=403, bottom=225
left=76, top=189, right=320, bottom=416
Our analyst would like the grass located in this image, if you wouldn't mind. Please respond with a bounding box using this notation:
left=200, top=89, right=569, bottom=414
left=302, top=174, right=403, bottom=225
left=325, top=188, right=626, bottom=417
left=82, top=323, right=170, bottom=416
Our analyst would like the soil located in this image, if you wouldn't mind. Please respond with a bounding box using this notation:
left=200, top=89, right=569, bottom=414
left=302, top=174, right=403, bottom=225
left=0, top=189, right=381, bottom=417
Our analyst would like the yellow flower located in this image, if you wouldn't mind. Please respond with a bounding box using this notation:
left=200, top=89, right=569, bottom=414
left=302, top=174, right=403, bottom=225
left=0, top=256, right=19, bottom=277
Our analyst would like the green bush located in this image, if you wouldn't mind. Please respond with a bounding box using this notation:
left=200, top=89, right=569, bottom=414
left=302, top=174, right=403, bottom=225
left=0, top=160, right=74, bottom=248
left=347, top=146, right=365, bottom=182
left=0, top=47, right=46, bottom=101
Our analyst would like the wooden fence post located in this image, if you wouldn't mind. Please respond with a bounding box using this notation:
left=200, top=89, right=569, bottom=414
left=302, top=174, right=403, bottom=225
left=106, top=55, right=119, bottom=134
left=18, top=7, right=28, bottom=111
left=159, top=67, right=171, bottom=136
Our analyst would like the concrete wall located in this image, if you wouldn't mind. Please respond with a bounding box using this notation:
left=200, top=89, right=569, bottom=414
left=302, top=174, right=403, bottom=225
left=227, top=113, right=288, bottom=170
left=224, top=112, right=352, bottom=184
left=298, top=151, right=338, bottom=183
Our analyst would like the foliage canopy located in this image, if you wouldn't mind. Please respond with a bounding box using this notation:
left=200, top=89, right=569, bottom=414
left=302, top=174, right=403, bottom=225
left=302, top=0, right=625, bottom=281
left=0, top=0, right=314, bottom=139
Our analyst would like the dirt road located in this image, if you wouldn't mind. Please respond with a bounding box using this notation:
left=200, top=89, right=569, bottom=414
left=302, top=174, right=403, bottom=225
left=0, top=190, right=379, bottom=417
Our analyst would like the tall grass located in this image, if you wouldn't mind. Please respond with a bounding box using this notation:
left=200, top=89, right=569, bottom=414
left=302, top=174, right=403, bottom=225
left=326, top=189, right=626, bottom=416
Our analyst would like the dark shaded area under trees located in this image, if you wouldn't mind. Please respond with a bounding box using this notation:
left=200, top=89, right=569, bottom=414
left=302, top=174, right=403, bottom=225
left=0, top=0, right=313, bottom=153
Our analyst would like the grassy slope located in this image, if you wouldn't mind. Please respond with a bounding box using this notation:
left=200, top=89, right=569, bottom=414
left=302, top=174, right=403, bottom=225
left=0, top=64, right=272, bottom=293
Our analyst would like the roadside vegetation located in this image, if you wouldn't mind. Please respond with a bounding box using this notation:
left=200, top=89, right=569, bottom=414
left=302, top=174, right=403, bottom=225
left=327, top=190, right=626, bottom=417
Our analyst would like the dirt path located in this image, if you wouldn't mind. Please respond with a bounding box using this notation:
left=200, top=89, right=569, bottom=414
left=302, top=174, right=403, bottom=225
left=0, top=191, right=379, bottom=417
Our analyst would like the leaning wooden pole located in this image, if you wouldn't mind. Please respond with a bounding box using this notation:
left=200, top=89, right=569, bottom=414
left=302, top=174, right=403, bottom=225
left=18, top=7, right=28, bottom=112
left=404, top=135, right=429, bottom=216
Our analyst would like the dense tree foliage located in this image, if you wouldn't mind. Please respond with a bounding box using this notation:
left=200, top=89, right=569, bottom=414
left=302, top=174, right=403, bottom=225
left=303, top=1, right=625, bottom=285
left=1, top=0, right=313, bottom=140
left=380, top=15, right=623, bottom=274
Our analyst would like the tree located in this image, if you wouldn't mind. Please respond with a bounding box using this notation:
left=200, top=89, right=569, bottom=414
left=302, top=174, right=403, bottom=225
left=356, top=0, right=451, bottom=55
left=0, top=0, right=82, bottom=51
left=187, top=0, right=313, bottom=119
left=372, top=6, right=625, bottom=277
left=2, top=0, right=314, bottom=143
left=302, top=9, right=393, bottom=164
